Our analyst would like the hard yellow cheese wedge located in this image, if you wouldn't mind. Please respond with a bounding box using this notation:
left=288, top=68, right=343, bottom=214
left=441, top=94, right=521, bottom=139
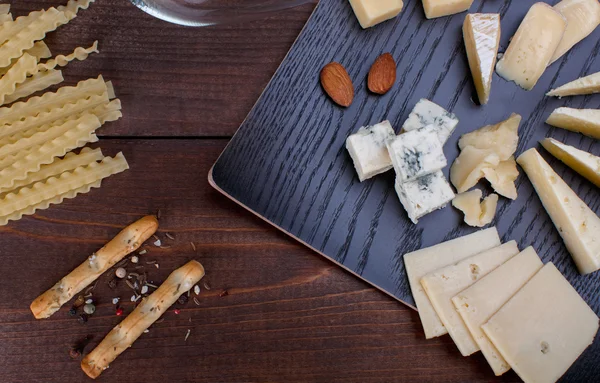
left=463, top=14, right=500, bottom=105
left=423, top=0, right=474, bottom=19
left=546, top=107, right=600, bottom=139
left=547, top=71, right=600, bottom=97
left=541, top=138, right=600, bottom=188
left=349, top=0, right=404, bottom=29
left=551, top=0, right=600, bottom=64
left=517, top=148, right=600, bottom=274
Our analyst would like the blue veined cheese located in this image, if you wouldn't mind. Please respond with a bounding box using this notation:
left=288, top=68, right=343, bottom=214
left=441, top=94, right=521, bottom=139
left=394, top=170, right=455, bottom=224
left=402, top=99, right=459, bottom=145
left=346, top=120, right=396, bottom=182
left=387, top=125, right=447, bottom=182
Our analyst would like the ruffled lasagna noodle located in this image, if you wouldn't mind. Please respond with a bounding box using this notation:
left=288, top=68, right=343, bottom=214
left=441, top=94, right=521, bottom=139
left=2, top=69, right=64, bottom=105
left=0, top=53, right=38, bottom=105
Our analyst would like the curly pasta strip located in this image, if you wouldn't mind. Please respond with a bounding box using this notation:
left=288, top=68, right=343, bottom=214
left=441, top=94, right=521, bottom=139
left=0, top=152, right=128, bottom=217
left=57, top=0, right=95, bottom=20
left=0, top=42, right=53, bottom=77
left=0, top=10, right=45, bottom=47
left=0, top=14, right=12, bottom=24
left=37, top=41, right=99, bottom=72
left=2, top=69, right=64, bottom=105
left=0, top=54, right=38, bottom=106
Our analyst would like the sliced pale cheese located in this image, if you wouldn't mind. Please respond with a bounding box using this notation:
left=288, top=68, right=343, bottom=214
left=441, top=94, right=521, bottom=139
left=458, top=114, right=521, bottom=161
left=546, top=107, right=600, bottom=139
left=482, top=263, right=599, bottom=383
left=452, top=247, right=543, bottom=376
left=452, top=189, right=498, bottom=227
left=420, top=241, right=519, bottom=356
left=542, top=138, right=600, bottom=188
left=463, top=14, right=500, bottom=105
left=450, top=145, right=500, bottom=193
left=349, top=0, right=404, bottom=29
left=517, top=148, right=600, bottom=274
left=547, top=71, right=600, bottom=97
left=496, top=3, right=567, bottom=90
left=422, top=0, right=474, bottom=19
left=403, top=227, right=501, bottom=339
left=482, top=157, right=519, bottom=200
left=551, top=0, right=600, bottom=64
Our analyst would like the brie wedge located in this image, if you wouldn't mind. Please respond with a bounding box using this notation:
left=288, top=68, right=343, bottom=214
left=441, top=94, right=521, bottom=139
left=551, top=0, right=600, bottom=64
left=452, top=189, right=498, bottom=227
left=546, top=107, right=600, bottom=139
left=422, top=0, right=474, bottom=19
left=547, top=71, right=600, bottom=97
left=541, top=138, right=600, bottom=188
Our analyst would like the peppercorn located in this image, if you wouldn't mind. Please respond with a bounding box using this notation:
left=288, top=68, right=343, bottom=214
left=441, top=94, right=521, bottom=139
left=68, top=307, right=77, bottom=317
left=174, top=309, right=181, bottom=315
left=83, top=303, right=96, bottom=315
left=78, top=314, right=88, bottom=324
left=177, top=294, right=188, bottom=305
left=108, top=278, right=117, bottom=289
left=115, top=307, right=124, bottom=316
left=115, top=267, right=127, bottom=279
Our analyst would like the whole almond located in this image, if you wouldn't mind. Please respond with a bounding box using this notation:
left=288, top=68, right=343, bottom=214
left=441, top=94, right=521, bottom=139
left=320, top=62, right=354, bottom=107
left=368, top=53, right=396, bottom=95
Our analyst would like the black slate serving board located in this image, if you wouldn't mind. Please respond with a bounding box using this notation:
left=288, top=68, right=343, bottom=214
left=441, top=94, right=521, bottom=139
left=210, top=0, right=600, bottom=379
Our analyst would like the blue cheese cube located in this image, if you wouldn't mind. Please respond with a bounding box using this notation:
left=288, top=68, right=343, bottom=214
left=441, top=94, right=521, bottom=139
left=346, top=121, right=396, bottom=182
left=395, top=171, right=455, bottom=224
left=387, top=125, right=447, bottom=182
left=402, top=99, right=458, bottom=145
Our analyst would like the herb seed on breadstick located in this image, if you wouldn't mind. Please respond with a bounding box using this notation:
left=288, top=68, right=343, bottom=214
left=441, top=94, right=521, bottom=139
left=30, top=215, right=158, bottom=319
left=81, top=260, right=205, bottom=379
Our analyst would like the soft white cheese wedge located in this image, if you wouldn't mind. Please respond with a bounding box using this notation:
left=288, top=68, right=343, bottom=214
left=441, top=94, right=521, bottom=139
left=420, top=241, right=520, bottom=356
left=546, top=107, right=600, bottom=139
left=387, top=125, right=447, bottom=182
left=517, top=148, right=600, bottom=274
left=463, top=14, right=501, bottom=105
left=402, top=99, right=459, bottom=145
left=547, top=71, right=600, bottom=97
left=482, top=263, right=599, bottom=383
left=453, top=247, right=543, bottom=376
left=452, top=189, right=498, bottom=227
left=404, top=228, right=501, bottom=339
left=482, top=157, right=519, bottom=200
left=542, top=138, right=600, bottom=188
left=458, top=113, right=521, bottom=161
left=551, top=0, right=600, bottom=64
left=394, top=171, right=455, bottom=224
left=349, top=0, right=404, bottom=29
left=346, top=121, right=396, bottom=182
left=422, top=0, right=474, bottom=19
left=450, top=145, right=500, bottom=193
left=496, top=3, right=567, bottom=90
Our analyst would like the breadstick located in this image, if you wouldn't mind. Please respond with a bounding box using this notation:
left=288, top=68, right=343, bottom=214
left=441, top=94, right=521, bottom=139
left=30, top=215, right=159, bottom=319
left=81, top=260, right=205, bottom=379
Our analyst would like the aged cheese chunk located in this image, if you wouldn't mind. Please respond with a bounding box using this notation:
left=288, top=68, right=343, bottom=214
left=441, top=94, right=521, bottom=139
left=450, top=145, right=500, bottom=193
left=482, top=157, right=519, bottom=200
left=542, top=138, right=600, bottom=188
left=421, top=241, right=519, bottom=356
left=395, top=171, right=455, bottom=224
left=496, top=3, right=567, bottom=90
left=517, top=148, right=600, bottom=274
left=482, top=263, right=599, bottom=383
left=546, top=107, right=600, bottom=139
left=402, top=99, right=459, bottom=145
left=422, top=0, right=474, bottom=19
left=346, top=121, right=396, bottom=182
left=463, top=14, right=501, bottom=105
left=547, top=71, right=600, bottom=97
left=452, top=189, right=498, bottom=227
left=404, top=228, right=501, bottom=339
left=458, top=114, right=521, bottom=161
left=453, top=247, right=543, bottom=376
left=387, top=125, right=447, bottom=182
left=349, top=0, right=404, bottom=29
left=551, top=0, right=600, bottom=64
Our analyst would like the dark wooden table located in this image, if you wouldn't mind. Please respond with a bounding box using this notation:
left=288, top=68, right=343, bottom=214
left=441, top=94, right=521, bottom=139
left=0, top=1, right=521, bottom=382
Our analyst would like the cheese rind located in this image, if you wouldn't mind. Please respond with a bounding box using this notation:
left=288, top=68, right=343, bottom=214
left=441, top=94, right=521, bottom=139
left=463, top=14, right=501, bottom=105
left=422, top=0, right=475, bottom=19
left=482, top=263, right=599, bottom=383
left=551, top=0, right=600, bottom=64
left=402, top=99, right=459, bottom=145
left=496, top=3, right=567, bottom=90
left=452, top=189, right=498, bottom=227
left=395, top=171, right=455, bottom=224
left=421, top=241, right=520, bottom=356
left=346, top=121, right=396, bottom=182
left=517, top=148, right=600, bottom=274
left=546, top=107, right=600, bottom=139
left=547, top=71, right=600, bottom=97
left=453, top=247, right=543, bottom=376
left=349, top=0, right=404, bottom=29
left=541, top=138, right=600, bottom=188
left=404, top=227, right=501, bottom=339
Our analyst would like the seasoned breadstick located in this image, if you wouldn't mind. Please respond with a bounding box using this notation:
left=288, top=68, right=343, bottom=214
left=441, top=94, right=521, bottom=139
left=30, top=215, right=159, bottom=319
left=81, top=260, right=205, bottom=379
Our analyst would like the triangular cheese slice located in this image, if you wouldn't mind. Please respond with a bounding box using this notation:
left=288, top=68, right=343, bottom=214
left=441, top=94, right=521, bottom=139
left=550, top=0, right=600, bottom=64
left=517, top=148, right=600, bottom=274
left=547, top=71, right=600, bottom=97
left=546, top=107, right=600, bottom=139
left=542, top=138, right=600, bottom=188
left=463, top=13, right=500, bottom=105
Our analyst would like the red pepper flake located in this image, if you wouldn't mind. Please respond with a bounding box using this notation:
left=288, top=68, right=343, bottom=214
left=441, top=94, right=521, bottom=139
left=174, top=309, right=181, bottom=315
left=115, top=307, right=124, bottom=316
left=219, top=289, right=229, bottom=297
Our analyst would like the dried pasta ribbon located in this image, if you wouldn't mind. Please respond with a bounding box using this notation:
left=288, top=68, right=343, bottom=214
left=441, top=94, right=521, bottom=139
left=57, top=0, right=96, bottom=21
left=0, top=4, right=10, bottom=14
left=0, top=42, right=53, bottom=77
left=0, top=152, right=128, bottom=217
left=0, top=14, right=12, bottom=24
left=0, top=53, right=38, bottom=106
left=37, top=41, right=99, bottom=72
left=1, top=69, right=64, bottom=105
left=0, top=10, right=45, bottom=47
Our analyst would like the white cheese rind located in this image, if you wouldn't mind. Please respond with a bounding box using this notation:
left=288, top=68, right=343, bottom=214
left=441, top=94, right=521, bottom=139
left=517, top=148, right=600, bottom=275
left=541, top=138, right=600, bottom=188
left=349, top=0, right=404, bottom=29
left=422, top=0, right=475, bottom=19
left=403, top=227, right=501, bottom=339
left=452, top=247, right=543, bottom=376
left=546, top=107, right=600, bottom=139
left=547, top=71, right=600, bottom=97
left=402, top=99, right=459, bottom=145
left=421, top=241, right=520, bottom=356
left=346, top=121, right=396, bottom=182
left=551, top=0, right=600, bottom=64
left=482, top=263, right=599, bottom=383
left=387, top=125, right=447, bottom=183
left=394, top=171, right=455, bottom=224
left=496, top=3, right=567, bottom=90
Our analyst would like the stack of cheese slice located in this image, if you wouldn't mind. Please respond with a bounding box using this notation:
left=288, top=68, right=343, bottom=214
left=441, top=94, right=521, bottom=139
left=404, top=228, right=599, bottom=381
